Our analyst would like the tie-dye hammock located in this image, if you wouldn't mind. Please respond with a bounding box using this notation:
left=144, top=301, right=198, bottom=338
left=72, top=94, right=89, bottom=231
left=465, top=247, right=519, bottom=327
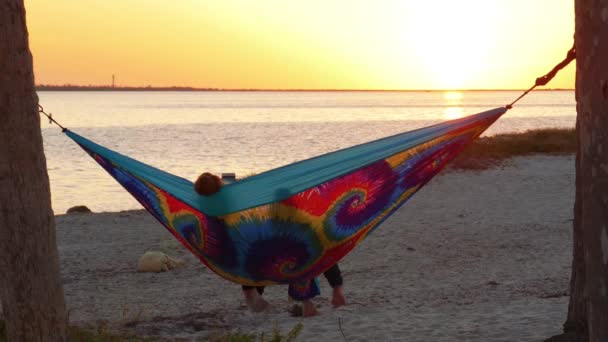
left=66, top=107, right=506, bottom=299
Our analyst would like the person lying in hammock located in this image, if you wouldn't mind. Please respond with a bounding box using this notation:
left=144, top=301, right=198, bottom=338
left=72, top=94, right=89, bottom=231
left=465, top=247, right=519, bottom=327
left=194, top=172, right=346, bottom=317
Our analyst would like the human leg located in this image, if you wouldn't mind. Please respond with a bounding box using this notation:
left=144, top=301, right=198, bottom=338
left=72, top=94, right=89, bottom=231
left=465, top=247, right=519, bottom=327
left=242, top=285, right=265, bottom=295
left=242, top=285, right=269, bottom=312
left=288, top=279, right=320, bottom=317
left=323, top=264, right=346, bottom=307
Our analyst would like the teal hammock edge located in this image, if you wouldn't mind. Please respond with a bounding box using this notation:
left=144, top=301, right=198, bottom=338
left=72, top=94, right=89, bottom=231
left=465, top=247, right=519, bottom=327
left=65, top=106, right=506, bottom=216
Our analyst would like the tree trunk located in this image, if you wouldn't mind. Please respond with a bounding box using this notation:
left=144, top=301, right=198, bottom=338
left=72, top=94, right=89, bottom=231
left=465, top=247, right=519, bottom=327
left=556, top=116, right=589, bottom=342
left=575, top=0, right=608, bottom=341
left=0, top=1, right=68, bottom=341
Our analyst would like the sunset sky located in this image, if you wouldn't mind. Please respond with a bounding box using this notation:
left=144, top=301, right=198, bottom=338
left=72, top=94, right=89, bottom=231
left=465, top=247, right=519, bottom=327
left=25, top=0, right=575, bottom=90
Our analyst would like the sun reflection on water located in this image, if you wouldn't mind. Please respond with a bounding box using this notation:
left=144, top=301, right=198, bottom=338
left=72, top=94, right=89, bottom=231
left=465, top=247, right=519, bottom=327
left=443, top=91, right=465, bottom=119
left=444, top=91, right=463, bottom=101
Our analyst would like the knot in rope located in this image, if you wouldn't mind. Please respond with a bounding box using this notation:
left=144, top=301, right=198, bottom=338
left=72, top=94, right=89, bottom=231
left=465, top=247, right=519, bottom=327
left=535, top=46, right=576, bottom=87
left=38, top=104, right=67, bottom=132
left=506, top=42, right=576, bottom=110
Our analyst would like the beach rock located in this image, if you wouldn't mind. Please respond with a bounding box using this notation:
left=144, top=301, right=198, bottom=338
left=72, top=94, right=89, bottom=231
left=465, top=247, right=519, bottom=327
left=136, top=251, right=185, bottom=273
left=66, top=205, right=92, bottom=214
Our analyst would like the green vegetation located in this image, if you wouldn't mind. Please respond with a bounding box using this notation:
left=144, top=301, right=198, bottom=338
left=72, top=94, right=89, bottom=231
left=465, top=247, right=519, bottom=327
left=450, top=128, right=576, bottom=170
left=209, top=323, right=303, bottom=342
left=0, top=320, right=149, bottom=342
left=1, top=319, right=303, bottom=342
left=66, top=325, right=151, bottom=342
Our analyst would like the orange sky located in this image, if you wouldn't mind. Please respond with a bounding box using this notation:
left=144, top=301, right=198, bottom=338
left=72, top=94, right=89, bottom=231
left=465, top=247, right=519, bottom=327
left=25, top=0, right=575, bottom=90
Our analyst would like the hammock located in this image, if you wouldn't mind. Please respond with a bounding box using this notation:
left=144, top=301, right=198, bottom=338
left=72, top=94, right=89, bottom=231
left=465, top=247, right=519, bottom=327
left=65, top=107, right=506, bottom=291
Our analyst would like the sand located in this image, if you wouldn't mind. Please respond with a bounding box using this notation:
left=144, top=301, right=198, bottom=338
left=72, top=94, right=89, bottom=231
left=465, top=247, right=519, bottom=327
left=53, top=155, right=574, bottom=341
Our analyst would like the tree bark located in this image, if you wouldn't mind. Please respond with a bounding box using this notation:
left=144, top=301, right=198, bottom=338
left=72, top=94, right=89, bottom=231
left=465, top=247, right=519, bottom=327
left=555, top=116, right=589, bottom=342
left=574, top=0, right=608, bottom=341
left=0, top=1, right=68, bottom=341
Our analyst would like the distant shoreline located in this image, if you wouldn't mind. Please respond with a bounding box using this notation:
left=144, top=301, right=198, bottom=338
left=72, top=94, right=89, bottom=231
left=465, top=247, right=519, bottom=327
left=35, top=85, right=574, bottom=92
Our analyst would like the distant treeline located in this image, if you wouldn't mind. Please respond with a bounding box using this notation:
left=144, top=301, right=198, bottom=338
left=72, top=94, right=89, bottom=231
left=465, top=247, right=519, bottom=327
left=35, top=84, right=574, bottom=92
left=36, top=84, right=219, bottom=91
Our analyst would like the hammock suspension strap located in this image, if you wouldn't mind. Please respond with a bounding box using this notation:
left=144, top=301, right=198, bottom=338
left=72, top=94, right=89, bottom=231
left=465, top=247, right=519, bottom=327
left=38, top=104, right=67, bottom=132
left=506, top=43, right=576, bottom=109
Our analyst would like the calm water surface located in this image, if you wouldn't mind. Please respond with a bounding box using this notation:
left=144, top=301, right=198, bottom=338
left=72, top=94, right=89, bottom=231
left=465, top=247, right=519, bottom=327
left=39, top=90, right=575, bottom=213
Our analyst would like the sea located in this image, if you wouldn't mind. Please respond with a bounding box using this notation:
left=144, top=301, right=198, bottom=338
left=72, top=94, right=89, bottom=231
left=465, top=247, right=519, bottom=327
left=39, top=90, right=576, bottom=214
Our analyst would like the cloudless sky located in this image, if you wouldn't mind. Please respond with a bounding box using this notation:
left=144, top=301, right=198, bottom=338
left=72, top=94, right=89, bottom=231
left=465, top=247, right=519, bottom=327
left=25, top=0, right=575, bottom=90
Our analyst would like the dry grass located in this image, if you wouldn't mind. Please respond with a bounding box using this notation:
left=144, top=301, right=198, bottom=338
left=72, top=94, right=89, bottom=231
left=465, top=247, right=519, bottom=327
left=1, top=319, right=303, bottom=342
left=450, top=128, right=576, bottom=170
left=0, top=319, right=152, bottom=342
left=208, top=323, right=303, bottom=342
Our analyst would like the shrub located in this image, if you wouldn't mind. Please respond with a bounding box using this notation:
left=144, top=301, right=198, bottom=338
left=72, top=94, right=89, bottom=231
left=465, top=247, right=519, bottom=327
left=450, top=128, right=576, bottom=170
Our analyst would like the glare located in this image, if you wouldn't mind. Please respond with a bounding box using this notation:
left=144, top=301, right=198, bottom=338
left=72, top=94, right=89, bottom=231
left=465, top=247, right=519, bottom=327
left=443, top=107, right=465, bottom=120
left=443, top=91, right=464, bottom=101
left=443, top=91, right=464, bottom=119
left=405, top=1, right=502, bottom=89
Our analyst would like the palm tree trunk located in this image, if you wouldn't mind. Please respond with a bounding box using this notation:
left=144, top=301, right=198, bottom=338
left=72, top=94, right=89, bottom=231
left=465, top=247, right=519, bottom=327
left=559, top=117, right=588, bottom=341
left=574, top=0, right=608, bottom=340
left=0, top=0, right=68, bottom=341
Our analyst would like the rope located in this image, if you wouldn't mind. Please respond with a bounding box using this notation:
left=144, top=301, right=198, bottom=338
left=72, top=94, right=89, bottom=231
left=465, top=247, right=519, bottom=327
left=506, top=43, right=576, bottom=109
left=38, top=104, right=67, bottom=132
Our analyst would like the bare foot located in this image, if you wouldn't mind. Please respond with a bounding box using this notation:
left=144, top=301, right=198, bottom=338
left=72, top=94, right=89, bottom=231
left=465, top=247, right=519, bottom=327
left=243, top=289, right=270, bottom=312
left=287, top=304, right=303, bottom=317
left=331, top=286, right=346, bottom=307
left=302, top=300, right=319, bottom=317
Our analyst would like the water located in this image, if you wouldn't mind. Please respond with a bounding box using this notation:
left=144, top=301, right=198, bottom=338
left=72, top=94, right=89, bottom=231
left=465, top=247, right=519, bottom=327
left=39, top=90, right=575, bottom=214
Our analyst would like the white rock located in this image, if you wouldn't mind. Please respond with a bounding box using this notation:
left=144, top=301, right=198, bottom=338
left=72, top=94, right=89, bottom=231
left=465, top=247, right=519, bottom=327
left=137, top=251, right=184, bottom=273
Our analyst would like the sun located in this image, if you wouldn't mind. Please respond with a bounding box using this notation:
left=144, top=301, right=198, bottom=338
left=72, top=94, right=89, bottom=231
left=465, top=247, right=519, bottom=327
left=404, top=1, right=502, bottom=89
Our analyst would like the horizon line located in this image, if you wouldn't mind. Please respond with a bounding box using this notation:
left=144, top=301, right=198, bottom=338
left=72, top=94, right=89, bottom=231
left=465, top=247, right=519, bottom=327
left=35, top=84, right=575, bottom=92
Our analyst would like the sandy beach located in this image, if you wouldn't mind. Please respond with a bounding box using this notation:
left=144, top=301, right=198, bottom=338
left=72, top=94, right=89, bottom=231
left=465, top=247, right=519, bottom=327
left=53, top=155, right=574, bottom=341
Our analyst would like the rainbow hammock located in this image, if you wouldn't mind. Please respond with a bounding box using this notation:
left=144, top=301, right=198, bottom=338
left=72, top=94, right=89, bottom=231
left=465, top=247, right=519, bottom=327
left=65, top=107, right=506, bottom=298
